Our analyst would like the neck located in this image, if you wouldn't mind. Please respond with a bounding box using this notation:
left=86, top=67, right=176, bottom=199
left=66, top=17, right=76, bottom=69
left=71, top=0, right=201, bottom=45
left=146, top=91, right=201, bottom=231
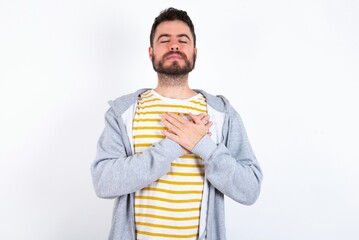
left=155, top=73, right=197, bottom=99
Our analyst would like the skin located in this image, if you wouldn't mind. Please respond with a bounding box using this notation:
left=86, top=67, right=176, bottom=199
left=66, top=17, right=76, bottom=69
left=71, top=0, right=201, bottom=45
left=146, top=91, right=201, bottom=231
left=149, top=20, right=213, bottom=153
left=149, top=20, right=197, bottom=99
left=162, top=112, right=213, bottom=153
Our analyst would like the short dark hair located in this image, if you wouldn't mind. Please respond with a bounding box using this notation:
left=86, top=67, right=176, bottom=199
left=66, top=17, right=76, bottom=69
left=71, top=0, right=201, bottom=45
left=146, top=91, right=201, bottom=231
left=150, top=7, right=196, bottom=47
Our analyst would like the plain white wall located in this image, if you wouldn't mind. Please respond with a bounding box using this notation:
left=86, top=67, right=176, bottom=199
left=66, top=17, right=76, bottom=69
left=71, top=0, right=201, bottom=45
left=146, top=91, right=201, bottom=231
left=1, top=0, right=358, bottom=239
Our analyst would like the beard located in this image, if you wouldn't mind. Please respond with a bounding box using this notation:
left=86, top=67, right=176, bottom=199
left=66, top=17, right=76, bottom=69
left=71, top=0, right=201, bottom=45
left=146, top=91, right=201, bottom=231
left=152, top=51, right=196, bottom=76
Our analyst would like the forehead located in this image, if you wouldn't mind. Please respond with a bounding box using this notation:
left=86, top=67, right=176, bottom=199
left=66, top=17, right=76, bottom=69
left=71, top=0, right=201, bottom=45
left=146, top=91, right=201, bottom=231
left=155, top=20, right=192, bottom=38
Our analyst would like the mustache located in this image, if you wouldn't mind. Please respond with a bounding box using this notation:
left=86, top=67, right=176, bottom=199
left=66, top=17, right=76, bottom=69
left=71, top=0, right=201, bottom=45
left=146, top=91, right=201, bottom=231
left=162, top=51, right=187, bottom=60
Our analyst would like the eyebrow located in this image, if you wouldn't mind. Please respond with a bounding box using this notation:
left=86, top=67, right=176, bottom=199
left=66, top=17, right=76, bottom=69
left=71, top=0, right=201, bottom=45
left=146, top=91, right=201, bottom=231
left=157, top=34, right=191, bottom=42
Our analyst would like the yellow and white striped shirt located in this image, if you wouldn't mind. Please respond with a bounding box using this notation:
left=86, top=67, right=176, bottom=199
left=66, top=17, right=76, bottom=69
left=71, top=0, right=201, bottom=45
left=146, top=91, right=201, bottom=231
left=134, top=89, right=207, bottom=240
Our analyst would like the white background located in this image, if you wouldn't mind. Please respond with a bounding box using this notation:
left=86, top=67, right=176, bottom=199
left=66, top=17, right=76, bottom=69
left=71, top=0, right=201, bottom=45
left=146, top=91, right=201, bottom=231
left=1, top=0, right=358, bottom=239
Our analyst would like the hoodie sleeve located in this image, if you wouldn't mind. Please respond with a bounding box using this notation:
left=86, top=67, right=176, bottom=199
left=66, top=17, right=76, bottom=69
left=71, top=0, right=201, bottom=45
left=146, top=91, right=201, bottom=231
left=90, top=107, right=183, bottom=199
left=191, top=103, right=263, bottom=205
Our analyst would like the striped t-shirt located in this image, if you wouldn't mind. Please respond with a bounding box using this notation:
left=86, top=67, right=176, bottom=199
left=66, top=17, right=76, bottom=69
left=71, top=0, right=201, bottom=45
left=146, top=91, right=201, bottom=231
left=134, top=89, right=207, bottom=240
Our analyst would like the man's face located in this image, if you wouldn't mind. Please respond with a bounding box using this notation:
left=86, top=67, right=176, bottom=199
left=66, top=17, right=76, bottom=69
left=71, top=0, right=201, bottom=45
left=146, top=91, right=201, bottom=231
left=149, top=20, right=197, bottom=76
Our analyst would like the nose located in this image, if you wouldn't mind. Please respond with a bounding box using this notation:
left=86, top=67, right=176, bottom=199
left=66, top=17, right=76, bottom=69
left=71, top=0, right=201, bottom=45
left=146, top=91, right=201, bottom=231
left=170, top=44, right=179, bottom=51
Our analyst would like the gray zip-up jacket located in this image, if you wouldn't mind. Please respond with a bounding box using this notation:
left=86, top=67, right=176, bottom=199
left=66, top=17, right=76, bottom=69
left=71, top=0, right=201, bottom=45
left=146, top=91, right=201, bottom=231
left=91, top=88, right=262, bottom=240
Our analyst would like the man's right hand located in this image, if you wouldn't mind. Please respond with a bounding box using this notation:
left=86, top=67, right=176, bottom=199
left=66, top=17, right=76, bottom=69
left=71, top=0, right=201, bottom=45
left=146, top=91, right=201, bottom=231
left=162, top=113, right=213, bottom=154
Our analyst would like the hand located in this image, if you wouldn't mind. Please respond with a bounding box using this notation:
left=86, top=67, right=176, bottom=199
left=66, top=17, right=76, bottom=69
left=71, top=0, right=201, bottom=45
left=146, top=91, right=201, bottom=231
left=191, top=113, right=213, bottom=136
left=161, top=112, right=213, bottom=152
left=179, top=113, right=213, bottom=154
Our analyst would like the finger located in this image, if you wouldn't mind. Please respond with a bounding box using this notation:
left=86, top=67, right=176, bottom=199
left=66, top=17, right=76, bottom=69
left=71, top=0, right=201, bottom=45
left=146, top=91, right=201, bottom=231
left=162, top=119, right=181, bottom=134
left=188, top=112, right=202, bottom=124
left=162, top=113, right=183, bottom=127
left=165, top=112, right=187, bottom=125
left=190, top=113, right=210, bottom=125
left=178, top=113, right=189, bottom=123
left=205, top=121, right=213, bottom=128
left=196, top=113, right=208, bottom=120
left=196, top=113, right=206, bottom=120
left=201, top=114, right=210, bottom=123
left=162, top=130, right=180, bottom=142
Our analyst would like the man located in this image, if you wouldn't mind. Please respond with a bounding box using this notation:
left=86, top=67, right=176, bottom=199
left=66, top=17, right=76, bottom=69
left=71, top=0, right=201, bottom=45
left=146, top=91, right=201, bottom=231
left=91, top=7, right=262, bottom=240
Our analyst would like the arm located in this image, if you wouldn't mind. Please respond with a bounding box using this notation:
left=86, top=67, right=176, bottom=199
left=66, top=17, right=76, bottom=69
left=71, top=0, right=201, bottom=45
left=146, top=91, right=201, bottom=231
left=162, top=106, right=262, bottom=205
left=91, top=107, right=183, bottom=199
left=192, top=108, right=262, bottom=205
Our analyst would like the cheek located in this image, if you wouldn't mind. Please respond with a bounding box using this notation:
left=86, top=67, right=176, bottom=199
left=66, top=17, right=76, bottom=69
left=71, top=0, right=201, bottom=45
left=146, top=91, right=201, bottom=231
left=153, top=49, right=165, bottom=58
left=185, top=50, right=195, bottom=60
left=183, top=47, right=194, bottom=55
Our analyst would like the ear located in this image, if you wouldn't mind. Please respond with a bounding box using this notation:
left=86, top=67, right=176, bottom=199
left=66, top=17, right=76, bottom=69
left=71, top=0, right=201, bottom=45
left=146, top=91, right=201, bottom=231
left=148, top=47, right=153, bottom=60
left=194, top=47, right=198, bottom=60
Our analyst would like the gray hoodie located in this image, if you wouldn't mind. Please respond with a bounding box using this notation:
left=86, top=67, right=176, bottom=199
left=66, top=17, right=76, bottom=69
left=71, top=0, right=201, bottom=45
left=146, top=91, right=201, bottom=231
left=91, top=88, right=263, bottom=240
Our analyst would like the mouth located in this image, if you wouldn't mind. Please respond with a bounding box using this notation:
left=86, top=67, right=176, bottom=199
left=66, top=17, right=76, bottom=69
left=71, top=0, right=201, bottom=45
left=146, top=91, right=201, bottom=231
left=166, top=54, right=182, bottom=60
left=165, top=53, right=184, bottom=60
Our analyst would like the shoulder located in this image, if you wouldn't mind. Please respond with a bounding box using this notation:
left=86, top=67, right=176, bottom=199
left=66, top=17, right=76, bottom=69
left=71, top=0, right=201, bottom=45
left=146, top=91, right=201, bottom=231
left=194, top=89, right=237, bottom=115
left=107, top=88, right=150, bottom=117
